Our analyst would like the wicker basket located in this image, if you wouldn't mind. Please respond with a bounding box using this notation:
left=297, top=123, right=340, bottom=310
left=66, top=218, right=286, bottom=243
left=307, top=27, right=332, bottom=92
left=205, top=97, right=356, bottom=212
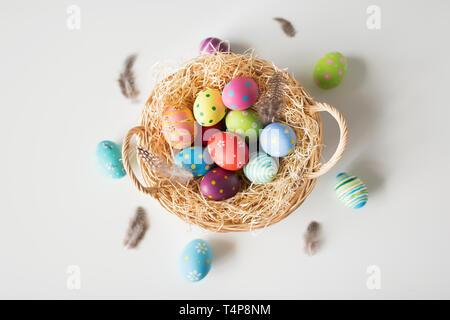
left=122, top=53, right=347, bottom=233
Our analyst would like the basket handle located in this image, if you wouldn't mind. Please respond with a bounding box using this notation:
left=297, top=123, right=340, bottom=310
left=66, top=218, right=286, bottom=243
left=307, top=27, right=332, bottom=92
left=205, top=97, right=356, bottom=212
left=122, top=126, right=159, bottom=197
left=304, top=102, right=348, bottom=179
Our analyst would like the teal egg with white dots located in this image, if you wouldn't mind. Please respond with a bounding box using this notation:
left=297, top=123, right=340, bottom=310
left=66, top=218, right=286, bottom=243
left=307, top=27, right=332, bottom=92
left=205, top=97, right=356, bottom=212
left=335, top=172, right=368, bottom=209
left=174, top=146, right=213, bottom=177
left=179, top=239, right=213, bottom=282
left=260, top=123, right=296, bottom=157
left=95, top=140, right=126, bottom=179
left=244, top=153, right=279, bottom=184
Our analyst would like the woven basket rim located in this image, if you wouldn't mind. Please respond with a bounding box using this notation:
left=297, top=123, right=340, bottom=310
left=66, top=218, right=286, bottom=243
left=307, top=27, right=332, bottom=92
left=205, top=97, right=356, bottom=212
left=122, top=53, right=347, bottom=233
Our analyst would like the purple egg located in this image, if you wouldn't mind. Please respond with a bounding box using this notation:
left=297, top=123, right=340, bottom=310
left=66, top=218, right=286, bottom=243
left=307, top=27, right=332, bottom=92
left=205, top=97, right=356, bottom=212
left=200, top=167, right=240, bottom=201
left=199, top=37, right=230, bottom=55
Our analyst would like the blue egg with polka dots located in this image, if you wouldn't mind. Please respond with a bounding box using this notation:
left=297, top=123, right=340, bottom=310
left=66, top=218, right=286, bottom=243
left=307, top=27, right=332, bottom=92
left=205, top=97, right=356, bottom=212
left=96, top=140, right=126, bottom=179
left=179, top=239, right=213, bottom=282
left=174, top=146, right=213, bottom=177
left=260, top=123, right=296, bottom=157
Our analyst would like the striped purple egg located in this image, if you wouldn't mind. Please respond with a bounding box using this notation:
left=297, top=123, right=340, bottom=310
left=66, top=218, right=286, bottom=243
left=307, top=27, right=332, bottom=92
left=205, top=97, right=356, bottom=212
left=199, top=37, right=230, bottom=55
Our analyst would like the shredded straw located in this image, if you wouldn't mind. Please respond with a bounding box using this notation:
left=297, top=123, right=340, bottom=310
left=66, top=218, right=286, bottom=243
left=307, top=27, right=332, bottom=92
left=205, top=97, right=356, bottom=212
left=122, top=52, right=345, bottom=233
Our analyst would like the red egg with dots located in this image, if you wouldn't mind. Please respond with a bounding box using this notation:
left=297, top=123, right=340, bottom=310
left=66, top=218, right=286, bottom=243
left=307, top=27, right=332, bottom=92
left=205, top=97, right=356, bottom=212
left=222, top=77, right=258, bottom=111
left=207, top=132, right=249, bottom=171
left=194, top=122, right=224, bottom=146
left=200, top=168, right=240, bottom=201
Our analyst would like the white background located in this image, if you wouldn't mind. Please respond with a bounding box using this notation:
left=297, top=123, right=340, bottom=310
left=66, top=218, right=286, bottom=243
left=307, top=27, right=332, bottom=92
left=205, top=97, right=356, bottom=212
left=1, top=0, right=449, bottom=299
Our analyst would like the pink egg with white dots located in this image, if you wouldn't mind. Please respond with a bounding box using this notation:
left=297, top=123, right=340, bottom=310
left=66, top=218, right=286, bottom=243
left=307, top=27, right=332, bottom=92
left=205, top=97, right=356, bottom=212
left=222, top=77, right=258, bottom=111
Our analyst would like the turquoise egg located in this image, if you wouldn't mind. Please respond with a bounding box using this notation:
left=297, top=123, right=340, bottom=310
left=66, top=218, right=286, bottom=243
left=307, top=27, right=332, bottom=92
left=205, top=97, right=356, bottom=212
left=260, top=123, right=296, bottom=157
left=179, top=239, right=213, bottom=282
left=95, top=140, right=126, bottom=179
left=335, top=172, right=368, bottom=209
left=174, top=146, right=213, bottom=177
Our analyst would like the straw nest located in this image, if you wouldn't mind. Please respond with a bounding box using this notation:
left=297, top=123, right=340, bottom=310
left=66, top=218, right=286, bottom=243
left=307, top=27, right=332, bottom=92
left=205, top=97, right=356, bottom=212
left=122, top=52, right=347, bottom=232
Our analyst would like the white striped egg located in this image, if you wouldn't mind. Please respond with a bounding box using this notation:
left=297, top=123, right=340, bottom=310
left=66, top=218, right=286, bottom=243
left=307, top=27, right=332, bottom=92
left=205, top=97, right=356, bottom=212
left=244, top=153, right=279, bottom=184
left=335, top=172, right=368, bottom=209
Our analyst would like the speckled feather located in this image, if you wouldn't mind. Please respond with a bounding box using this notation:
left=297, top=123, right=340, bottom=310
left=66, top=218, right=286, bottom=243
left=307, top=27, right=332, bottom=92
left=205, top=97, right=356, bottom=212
left=118, top=54, right=140, bottom=102
left=274, top=17, right=297, bottom=37
left=303, top=221, right=321, bottom=256
left=255, top=71, right=285, bottom=126
left=124, top=207, right=148, bottom=249
left=137, top=147, right=193, bottom=183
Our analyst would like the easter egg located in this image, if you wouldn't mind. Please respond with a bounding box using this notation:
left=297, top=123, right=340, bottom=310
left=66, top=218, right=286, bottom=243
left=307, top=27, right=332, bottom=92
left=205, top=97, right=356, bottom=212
left=162, top=105, right=195, bottom=149
left=313, top=52, right=347, bottom=89
left=199, top=37, right=230, bottom=55
left=207, top=132, right=249, bottom=171
left=179, top=239, right=213, bottom=282
left=194, top=122, right=223, bottom=146
left=174, top=146, right=213, bottom=177
left=335, top=172, right=368, bottom=209
left=222, top=77, right=258, bottom=111
left=260, top=123, right=296, bottom=157
left=225, top=109, right=262, bottom=140
left=193, top=89, right=226, bottom=127
left=95, top=140, right=126, bottom=179
left=200, top=167, right=240, bottom=200
left=244, top=153, right=279, bottom=184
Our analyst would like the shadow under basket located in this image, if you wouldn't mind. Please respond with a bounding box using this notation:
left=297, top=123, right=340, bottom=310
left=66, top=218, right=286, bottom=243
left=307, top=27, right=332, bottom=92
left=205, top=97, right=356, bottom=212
left=122, top=53, right=348, bottom=233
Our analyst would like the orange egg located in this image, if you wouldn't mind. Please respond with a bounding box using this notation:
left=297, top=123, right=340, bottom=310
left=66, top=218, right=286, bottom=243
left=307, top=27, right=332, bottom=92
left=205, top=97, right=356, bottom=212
left=162, top=105, right=195, bottom=149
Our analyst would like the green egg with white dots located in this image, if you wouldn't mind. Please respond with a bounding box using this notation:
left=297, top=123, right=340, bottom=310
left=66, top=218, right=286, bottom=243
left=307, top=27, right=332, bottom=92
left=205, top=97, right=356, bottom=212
left=313, top=52, right=347, bottom=89
left=193, top=89, right=226, bottom=127
left=225, top=109, right=262, bottom=139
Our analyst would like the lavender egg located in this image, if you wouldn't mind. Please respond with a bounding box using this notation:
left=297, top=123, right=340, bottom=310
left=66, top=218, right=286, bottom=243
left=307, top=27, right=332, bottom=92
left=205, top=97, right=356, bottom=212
left=199, top=37, right=230, bottom=55
left=200, top=167, right=240, bottom=201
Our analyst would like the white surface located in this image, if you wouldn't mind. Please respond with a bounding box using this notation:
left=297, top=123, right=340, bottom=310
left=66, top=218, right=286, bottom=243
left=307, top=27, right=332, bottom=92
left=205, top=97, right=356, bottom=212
left=1, top=0, right=449, bottom=299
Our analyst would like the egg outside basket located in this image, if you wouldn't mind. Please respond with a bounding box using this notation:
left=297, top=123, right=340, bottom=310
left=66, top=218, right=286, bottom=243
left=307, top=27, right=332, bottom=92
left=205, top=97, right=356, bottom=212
left=122, top=53, right=348, bottom=233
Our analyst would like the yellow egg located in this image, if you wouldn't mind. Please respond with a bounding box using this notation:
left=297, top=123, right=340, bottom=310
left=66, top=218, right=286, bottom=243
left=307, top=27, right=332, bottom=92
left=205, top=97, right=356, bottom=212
left=193, top=89, right=226, bottom=127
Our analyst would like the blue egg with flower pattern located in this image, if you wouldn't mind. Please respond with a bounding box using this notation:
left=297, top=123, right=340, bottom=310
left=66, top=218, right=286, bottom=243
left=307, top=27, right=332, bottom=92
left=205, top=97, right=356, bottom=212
left=179, top=239, right=213, bottom=282
left=260, top=122, right=296, bottom=157
left=174, top=146, right=213, bottom=177
left=96, top=140, right=126, bottom=179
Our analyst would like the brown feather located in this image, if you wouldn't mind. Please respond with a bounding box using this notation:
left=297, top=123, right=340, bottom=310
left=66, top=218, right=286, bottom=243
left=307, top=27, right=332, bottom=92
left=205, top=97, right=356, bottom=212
left=137, top=147, right=193, bottom=183
left=303, top=221, right=322, bottom=256
left=274, top=17, right=297, bottom=37
left=124, top=207, right=148, bottom=249
left=118, top=54, right=140, bottom=102
left=255, top=71, right=285, bottom=126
